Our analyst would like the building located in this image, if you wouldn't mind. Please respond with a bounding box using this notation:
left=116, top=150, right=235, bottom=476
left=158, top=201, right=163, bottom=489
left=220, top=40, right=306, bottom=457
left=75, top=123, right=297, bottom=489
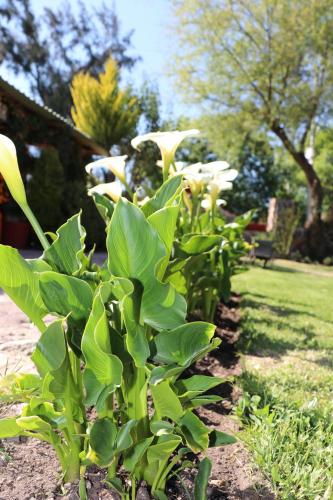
left=0, top=77, right=108, bottom=247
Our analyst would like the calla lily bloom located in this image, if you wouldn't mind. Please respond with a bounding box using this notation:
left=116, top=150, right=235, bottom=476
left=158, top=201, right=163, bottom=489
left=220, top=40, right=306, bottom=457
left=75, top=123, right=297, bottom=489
left=86, top=155, right=127, bottom=185
left=208, top=169, right=238, bottom=203
left=88, top=182, right=122, bottom=202
left=0, top=134, right=27, bottom=207
left=0, top=134, right=49, bottom=250
left=132, top=129, right=200, bottom=180
left=201, top=197, right=226, bottom=210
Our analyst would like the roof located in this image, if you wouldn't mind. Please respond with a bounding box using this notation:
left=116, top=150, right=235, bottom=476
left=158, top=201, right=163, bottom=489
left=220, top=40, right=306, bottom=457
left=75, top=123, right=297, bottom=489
left=0, top=76, right=108, bottom=156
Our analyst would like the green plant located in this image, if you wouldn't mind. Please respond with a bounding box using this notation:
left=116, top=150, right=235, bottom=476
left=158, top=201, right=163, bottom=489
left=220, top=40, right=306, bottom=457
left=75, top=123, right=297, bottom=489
left=0, top=133, right=236, bottom=499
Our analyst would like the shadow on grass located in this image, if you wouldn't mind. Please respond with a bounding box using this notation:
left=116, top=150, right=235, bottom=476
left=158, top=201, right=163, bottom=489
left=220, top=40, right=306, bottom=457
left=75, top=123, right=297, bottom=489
left=243, top=294, right=333, bottom=325
left=239, top=312, right=319, bottom=357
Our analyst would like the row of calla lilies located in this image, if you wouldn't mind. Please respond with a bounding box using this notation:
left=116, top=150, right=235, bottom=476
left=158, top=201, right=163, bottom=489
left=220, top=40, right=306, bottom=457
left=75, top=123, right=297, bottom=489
left=0, top=130, right=250, bottom=499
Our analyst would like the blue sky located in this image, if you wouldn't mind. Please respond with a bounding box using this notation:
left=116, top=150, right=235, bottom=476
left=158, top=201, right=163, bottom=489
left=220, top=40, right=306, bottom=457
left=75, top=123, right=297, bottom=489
left=1, top=0, right=185, bottom=118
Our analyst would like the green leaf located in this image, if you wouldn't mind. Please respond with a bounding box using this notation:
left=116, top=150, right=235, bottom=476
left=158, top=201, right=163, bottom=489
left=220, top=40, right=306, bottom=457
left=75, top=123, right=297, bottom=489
left=147, top=434, right=182, bottom=464
left=148, top=206, right=179, bottom=279
left=0, top=417, right=21, bottom=438
left=16, top=415, right=52, bottom=432
left=32, top=319, right=72, bottom=399
left=180, top=411, right=209, bottom=452
left=107, top=198, right=186, bottom=330
left=26, top=259, right=52, bottom=272
left=0, top=373, right=41, bottom=404
left=150, top=381, right=184, bottom=422
left=43, top=213, right=86, bottom=275
left=115, top=420, right=137, bottom=452
left=82, top=289, right=123, bottom=409
left=91, top=191, right=114, bottom=224
left=153, top=322, right=218, bottom=367
left=39, top=271, right=93, bottom=321
left=209, top=430, right=237, bottom=447
left=141, top=175, right=183, bottom=217
left=123, top=436, right=154, bottom=473
left=111, top=277, right=150, bottom=367
left=150, top=420, right=175, bottom=436
left=186, top=395, right=222, bottom=409
left=175, top=375, right=224, bottom=399
left=89, top=418, right=117, bottom=466
left=153, top=491, right=168, bottom=500
left=194, top=458, right=212, bottom=500
left=0, top=245, right=46, bottom=331
left=179, top=234, right=223, bottom=255
left=165, top=271, right=187, bottom=295
left=149, top=365, right=184, bottom=386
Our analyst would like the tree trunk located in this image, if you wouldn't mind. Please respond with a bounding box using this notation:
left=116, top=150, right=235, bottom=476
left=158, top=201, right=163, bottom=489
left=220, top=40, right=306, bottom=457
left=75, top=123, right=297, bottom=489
left=271, top=121, right=327, bottom=258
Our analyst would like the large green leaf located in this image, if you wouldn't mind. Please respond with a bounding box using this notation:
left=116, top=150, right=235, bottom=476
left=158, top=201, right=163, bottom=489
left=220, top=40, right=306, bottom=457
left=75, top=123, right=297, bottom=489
left=194, top=458, right=212, bottom=500
left=111, top=277, right=149, bottom=367
left=209, top=430, right=236, bottom=447
left=123, top=436, right=154, bottom=473
left=43, top=213, right=86, bottom=276
left=107, top=198, right=186, bottom=330
left=141, top=175, right=183, bottom=217
left=180, top=410, right=209, bottom=452
left=147, top=434, right=182, bottom=463
left=82, top=289, right=123, bottom=409
left=39, top=271, right=93, bottom=321
left=175, top=375, right=224, bottom=400
left=0, top=245, right=46, bottom=331
left=148, top=206, right=179, bottom=279
left=91, top=191, right=114, bottom=224
left=32, top=319, right=72, bottom=399
left=179, top=234, right=223, bottom=255
left=115, top=419, right=137, bottom=453
left=89, top=418, right=117, bottom=466
left=150, top=381, right=184, bottom=422
left=0, top=417, right=21, bottom=438
left=16, top=415, right=52, bottom=432
left=153, top=322, right=219, bottom=367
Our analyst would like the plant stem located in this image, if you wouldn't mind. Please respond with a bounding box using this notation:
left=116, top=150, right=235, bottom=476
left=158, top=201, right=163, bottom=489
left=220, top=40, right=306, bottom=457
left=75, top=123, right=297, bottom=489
left=21, top=203, right=50, bottom=250
left=131, top=478, right=136, bottom=500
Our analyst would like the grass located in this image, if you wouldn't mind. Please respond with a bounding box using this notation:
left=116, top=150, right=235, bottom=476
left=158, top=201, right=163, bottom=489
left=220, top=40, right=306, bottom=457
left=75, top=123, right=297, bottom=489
left=232, top=261, right=333, bottom=499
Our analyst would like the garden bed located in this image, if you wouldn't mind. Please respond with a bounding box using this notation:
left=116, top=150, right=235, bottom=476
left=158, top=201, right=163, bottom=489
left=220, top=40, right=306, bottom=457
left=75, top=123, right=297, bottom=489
left=0, top=292, right=274, bottom=500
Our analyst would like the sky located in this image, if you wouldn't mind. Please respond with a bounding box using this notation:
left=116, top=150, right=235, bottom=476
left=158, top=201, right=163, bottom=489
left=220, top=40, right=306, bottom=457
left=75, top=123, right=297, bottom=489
left=0, top=0, right=186, bottom=119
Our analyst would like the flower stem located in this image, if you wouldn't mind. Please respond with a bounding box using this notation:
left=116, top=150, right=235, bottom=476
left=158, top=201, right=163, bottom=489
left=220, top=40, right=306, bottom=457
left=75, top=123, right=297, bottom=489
left=21, top=203, right=50, bottom=250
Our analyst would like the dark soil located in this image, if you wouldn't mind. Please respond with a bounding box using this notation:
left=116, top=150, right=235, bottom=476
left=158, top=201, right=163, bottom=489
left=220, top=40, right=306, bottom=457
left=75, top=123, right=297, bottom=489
left=0, top=294, right=274, bottom=500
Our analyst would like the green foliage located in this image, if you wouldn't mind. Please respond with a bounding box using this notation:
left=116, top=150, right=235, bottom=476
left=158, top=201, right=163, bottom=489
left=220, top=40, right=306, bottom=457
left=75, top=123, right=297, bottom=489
left=171, top=0, right=333, bottom=227
left=223, top=138, right=296, bottom=217
left=0, top=0, right=137, bottom=116
left=0, top=133, right=246, bottom=497
left=71, top=57, right=140, bottom=150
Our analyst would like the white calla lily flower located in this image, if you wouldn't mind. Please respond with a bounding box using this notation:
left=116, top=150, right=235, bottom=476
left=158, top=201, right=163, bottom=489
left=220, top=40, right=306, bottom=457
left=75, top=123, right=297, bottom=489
left=208, top=168, right=238, bottom=202
left=0, top=134, right=27, bottom=206
left=132, top=129, right=200, bottom=179
left=201, top=196, right=226, bottom=210
left=197, top=161, right=230, bottom=173
left=88, top=182, right=122, bottom=202
left=0, top=135, right=50, bottom=250
left=86, top=155, right=127, bottom=185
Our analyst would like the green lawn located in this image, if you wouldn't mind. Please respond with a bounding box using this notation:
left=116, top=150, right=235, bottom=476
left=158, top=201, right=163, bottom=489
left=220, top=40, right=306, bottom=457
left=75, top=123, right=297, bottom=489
left=232, top=261, right=333, bottom=499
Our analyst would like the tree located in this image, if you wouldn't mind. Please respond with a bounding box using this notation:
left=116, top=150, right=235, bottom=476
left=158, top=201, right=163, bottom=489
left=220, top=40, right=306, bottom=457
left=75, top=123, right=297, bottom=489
left=0, top=0, right=137, bottom=116
left=27, top=148, right=65, bottom=232
left=131, top=82, right=164, bottom=189
left=171, top=0, right=333, bottom=256
left=71, top=57, right=140, bottom=151
left=223, top=138, right=292, bottom=217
